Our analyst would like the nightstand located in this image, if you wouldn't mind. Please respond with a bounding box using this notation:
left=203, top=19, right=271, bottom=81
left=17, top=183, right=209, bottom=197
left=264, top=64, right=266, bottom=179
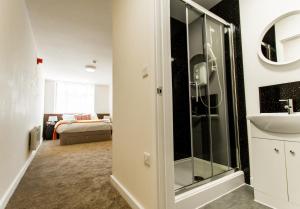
left=43, top=122, right=55, bottom=140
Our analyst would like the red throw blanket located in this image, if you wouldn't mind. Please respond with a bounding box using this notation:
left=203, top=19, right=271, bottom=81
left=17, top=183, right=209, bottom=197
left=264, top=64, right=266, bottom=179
left=52, top=120, right=103, bottom=140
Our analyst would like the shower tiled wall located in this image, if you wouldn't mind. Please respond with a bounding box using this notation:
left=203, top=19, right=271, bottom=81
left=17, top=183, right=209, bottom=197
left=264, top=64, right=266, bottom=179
left=171, top=18, right=192, bottom=161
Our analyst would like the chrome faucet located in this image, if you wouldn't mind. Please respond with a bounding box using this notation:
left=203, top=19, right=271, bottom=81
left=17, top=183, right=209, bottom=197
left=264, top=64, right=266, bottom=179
left=279, top=99, right=294, bottom=114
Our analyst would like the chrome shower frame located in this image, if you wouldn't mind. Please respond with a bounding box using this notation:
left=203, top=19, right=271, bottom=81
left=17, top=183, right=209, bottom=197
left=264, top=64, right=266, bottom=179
left=175, top=0, right=242, bottom=194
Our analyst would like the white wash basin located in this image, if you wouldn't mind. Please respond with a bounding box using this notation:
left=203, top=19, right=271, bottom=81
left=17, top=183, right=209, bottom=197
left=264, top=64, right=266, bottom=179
left=247, top=113, right=300, bottom=134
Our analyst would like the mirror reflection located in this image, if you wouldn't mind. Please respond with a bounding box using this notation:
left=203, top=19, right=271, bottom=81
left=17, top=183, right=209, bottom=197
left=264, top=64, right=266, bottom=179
left=260, top=13, right=300, bottom=64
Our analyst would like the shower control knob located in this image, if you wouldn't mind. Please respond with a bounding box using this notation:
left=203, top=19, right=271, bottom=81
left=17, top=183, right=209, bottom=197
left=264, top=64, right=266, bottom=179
left=274, top=148, right=279, bottom=153
left=290, top=150, right=296, bottom=155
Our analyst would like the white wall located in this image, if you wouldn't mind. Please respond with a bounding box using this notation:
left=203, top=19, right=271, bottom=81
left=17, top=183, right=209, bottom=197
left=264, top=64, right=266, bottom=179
left=44, top=80, right=56, bottom=114
left=95, top=85, right=110, bottom=113
left=239, top=0, right=300, bottom=115
left=240, top=0, right=300, bottom=184
left=112, top=0, right=158, bottom=208
left=44, top=80, right=111, bottom=114
left=275, top=14, right=300, bottom=62
left=0, top=0, right=44, bottom=206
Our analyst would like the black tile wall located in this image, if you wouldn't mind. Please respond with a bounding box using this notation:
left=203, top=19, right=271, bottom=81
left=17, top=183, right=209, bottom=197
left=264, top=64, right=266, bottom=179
left=259, top=81, right=300, bottom=113
left=171, top=18, right=192, bottom=161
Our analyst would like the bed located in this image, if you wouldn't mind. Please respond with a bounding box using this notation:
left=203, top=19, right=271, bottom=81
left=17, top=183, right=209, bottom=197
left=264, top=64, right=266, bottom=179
left=43, top=113, right=112, bottom=145
left=54, top=119, right=112, bottom=145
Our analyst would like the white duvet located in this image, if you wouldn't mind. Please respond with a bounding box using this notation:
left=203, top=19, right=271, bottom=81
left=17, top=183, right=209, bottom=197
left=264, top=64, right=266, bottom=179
left=55, top=120, right=112, bottom=134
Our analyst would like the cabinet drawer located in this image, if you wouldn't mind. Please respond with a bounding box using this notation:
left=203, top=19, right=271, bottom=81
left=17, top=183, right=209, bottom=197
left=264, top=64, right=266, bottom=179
left=251, top=138, right=288, bottom=201
left=285, top=141, right=300, bottom=206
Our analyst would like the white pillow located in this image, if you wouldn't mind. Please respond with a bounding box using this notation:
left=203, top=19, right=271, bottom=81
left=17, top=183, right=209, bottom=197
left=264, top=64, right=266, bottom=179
left=62, top=114, right=75, bottom=121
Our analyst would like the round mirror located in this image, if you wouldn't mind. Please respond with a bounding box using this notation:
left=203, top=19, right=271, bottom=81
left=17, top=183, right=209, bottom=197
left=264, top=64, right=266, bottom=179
left=259, top=11, right=300, bottom=65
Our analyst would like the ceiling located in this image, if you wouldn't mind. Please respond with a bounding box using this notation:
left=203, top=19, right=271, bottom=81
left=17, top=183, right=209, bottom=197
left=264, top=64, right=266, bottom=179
left=26, top=0, right=112, bottom=85
left=171, top=0, right=223, bottom=23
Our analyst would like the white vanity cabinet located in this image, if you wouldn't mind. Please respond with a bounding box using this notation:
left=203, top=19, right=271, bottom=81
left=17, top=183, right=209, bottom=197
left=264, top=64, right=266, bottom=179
left=250, top=124, right=300, bottom=209
left=247, top=113, right=300, bottom=208
left=251, top=138, right=288, bottom=201
left=285, top=142, right=300, bottom=206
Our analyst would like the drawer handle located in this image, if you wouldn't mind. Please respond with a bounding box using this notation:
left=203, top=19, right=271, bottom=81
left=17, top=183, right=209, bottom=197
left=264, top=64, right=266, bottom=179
left=290, top=150, right=296, bottom=155
left=274, top=148, right=279, bottom=153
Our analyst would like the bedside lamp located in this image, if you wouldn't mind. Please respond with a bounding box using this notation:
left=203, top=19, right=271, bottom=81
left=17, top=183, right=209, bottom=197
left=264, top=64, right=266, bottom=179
left=48, top=116, right=58, bottom=124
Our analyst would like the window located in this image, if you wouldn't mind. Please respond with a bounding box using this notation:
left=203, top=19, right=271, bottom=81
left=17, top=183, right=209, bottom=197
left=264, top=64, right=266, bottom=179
left=55, top=81, right=95, bottom=113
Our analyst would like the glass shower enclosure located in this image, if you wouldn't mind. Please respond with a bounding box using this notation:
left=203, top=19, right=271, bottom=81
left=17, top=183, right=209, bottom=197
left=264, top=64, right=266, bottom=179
left=171, top=0, right=240, bottom=192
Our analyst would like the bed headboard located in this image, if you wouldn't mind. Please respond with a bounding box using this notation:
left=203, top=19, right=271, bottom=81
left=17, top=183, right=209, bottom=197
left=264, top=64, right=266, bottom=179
left=96, top=113, right=110, bottom=119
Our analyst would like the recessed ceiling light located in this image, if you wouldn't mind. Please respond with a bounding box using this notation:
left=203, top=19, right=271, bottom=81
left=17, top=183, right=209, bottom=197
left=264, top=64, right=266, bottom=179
left=85, top=65, right=96, bottom=73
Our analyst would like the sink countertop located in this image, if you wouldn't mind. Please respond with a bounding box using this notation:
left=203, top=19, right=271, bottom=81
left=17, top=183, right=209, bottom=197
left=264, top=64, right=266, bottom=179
left=247, top=112, right=300, bottom=119
left=247, top=113, right=300, bottom=134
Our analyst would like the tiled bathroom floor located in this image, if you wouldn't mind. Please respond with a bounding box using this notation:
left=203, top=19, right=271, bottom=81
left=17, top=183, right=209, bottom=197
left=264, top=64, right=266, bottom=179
left=201, top=185, right=271, bottom=209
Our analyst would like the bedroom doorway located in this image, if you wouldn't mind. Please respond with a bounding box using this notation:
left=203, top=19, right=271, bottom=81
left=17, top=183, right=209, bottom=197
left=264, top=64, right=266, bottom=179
left=24, top=0, right=113, bottom=144
left=43, top=80, right=112, bottom=145
left=4, top=0, right=121, bottom=207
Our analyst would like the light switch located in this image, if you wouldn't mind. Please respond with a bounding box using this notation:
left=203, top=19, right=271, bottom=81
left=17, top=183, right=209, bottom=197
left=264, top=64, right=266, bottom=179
left=144, top=152, right=151, bottom=167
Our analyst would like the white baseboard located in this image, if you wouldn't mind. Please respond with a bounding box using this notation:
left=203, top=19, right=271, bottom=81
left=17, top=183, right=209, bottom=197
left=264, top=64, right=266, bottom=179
left=110, top=175, right=145, bottom=209
left=0, top=144, right=41, bottom=209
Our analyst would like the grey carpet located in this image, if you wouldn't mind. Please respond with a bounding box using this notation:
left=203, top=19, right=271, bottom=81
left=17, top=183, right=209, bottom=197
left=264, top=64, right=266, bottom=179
left=6, top=141, right=270, bottom=209
left=6, top=140, right=131, bottom=209
left=201, top=185, right=271, bottom=209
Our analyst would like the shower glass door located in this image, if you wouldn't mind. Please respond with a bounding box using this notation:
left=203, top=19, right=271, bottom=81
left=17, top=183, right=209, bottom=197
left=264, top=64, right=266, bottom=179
left=171, top=0, right=236, bottom=192
left=204, top=16, right=232, bottom=177
left=187, top=6, right=213, bottom=182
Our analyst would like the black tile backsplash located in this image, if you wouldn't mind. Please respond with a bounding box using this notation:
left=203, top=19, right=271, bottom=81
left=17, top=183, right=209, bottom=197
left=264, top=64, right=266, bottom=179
left=259, top=81, right=300, bottom=113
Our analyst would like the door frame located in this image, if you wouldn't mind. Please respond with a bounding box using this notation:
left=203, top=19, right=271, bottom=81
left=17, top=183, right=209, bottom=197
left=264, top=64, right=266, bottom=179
left=154, top=0, right=176, bottom=208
